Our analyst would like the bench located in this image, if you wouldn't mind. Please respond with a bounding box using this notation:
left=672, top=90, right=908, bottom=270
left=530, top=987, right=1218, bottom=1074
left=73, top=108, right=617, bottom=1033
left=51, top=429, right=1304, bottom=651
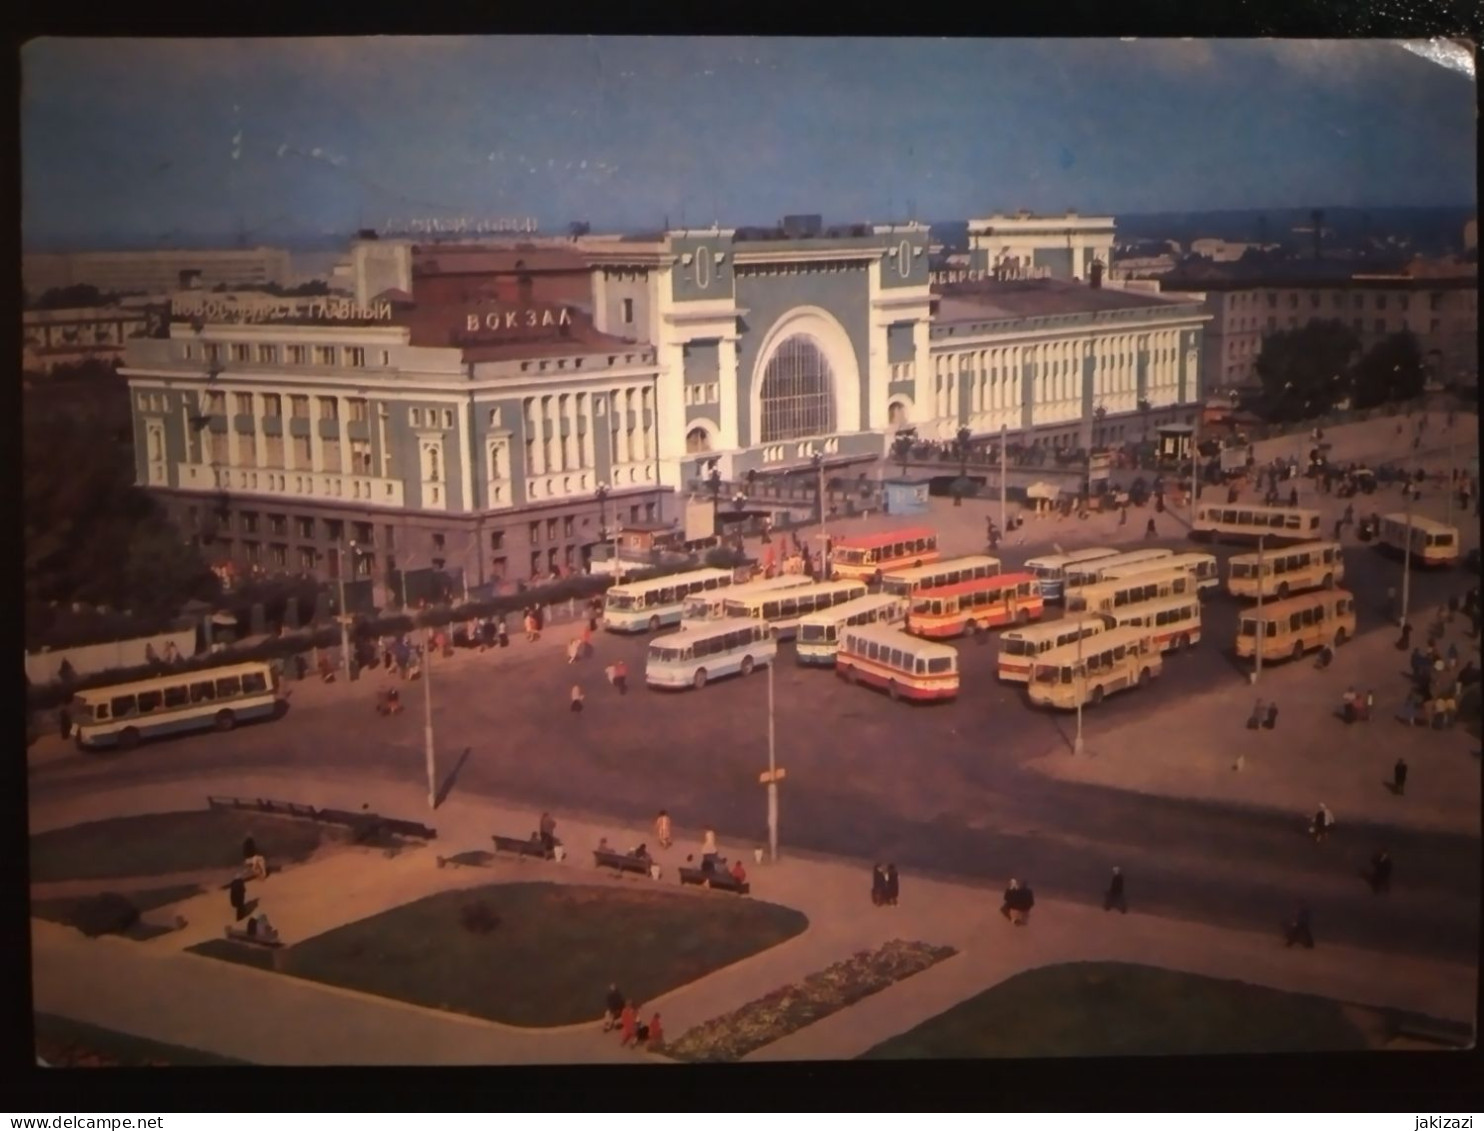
left=594, top=849, right=655, bottom=877
left=678, top=866, right=750, bottom=895
left=491, top=834, right=552, bottom=860
left=207, top=795, right=319, bottom=821
left=1393, top=1018, right=1473, bottom=1048
left=224, top=925, right=282, bottom=949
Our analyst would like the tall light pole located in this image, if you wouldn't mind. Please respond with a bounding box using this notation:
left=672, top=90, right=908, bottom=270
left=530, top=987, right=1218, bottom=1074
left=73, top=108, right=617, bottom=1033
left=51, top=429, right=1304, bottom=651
left=422, top=615, right=437, bottom=810
left=999, top=422, right=1008, bottom=537
left=335, top=543, right=355, bottom=682
left=1189, top=400, right=1202, bottom=531
left=813, top=451, right=828, bottom=553
left=766, top=654, right=778, bottom=862
left=1073, top=628, right=1085, bottom=755
left=1445, top=423, right=1457, bottom=530
left=1400, top=483, right=1413, bottom=629
left=1252, top=534, right=1266, bottom=684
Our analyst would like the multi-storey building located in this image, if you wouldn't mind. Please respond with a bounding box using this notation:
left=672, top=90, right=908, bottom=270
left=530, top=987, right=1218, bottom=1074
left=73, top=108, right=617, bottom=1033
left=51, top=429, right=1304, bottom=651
left=966, top=211, right=1115, bottom=282
left=120, top=218, right=1210, bottom=591
left=22, top=300, right=158, bottom=373
left=1160, top=263, right=1479, bottom=390
left=23, top=246, right=294, bottom=299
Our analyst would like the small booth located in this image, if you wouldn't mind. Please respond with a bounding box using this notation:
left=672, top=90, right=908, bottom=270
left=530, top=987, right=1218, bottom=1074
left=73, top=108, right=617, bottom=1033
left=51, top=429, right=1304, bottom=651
left=1157, top=424, right=1195, bottom=465
left=882, top=477, right=932, bottom=516
left=1026, top=481, right=1062, bottom=518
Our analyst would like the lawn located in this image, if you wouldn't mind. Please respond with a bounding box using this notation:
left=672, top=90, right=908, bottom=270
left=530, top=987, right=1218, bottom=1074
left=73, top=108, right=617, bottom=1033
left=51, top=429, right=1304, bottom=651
left=30, top=810, right=335, bottom=883
left=861, top=962, right=1372, bottom=1058
left=34, top=1012, right=251, bottom=1067
left=193, top=881, right=809, bottom=1027
left=31, top=884, right=202, bottom=939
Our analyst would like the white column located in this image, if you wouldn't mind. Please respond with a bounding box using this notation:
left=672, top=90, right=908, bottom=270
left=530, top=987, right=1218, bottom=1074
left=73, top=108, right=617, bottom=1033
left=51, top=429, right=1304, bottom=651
left=579, top=393, right=594, bottom=469
left=251, top=392, right=266, bottom=472
left=718, top=337, right=740, bottom=450
left=457, top=398, right=473, bottom=511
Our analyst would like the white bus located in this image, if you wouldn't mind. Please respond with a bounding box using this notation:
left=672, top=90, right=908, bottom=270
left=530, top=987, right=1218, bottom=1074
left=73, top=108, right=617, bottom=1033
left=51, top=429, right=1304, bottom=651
left=1103, top=551, right=1220, bottom=593
left=835, top=624, right=960, bottom=701
left=1100, top=593, right=1203, bottom=653
left=722, top=579, right=870, bottom=641
left=996, top=616, right=1108, bottom=683
left=1192, top=502, right=1322, bottom=545
left=1064, top=548, right=1175, bottom=593
left=1024, top=547, right=1120, bottom=602
left=1226, top=541, right=1345, bottom=600
left=603, top=568, right=738, bottom=633
left=681, top=573, right=814, bottom=622
left=1377, top=513, right=1460, bottom=568
left=1066, top=566, right=1198, bottom=615
left=645, top=618, right=777, bottom=691
left=879, top=555, right=1002, bottom=598
left=796, top=594, right=910, bottom=665
left=1027, top=626, right=1162, bottom=710
left=69, top=661, right=281, bottom=750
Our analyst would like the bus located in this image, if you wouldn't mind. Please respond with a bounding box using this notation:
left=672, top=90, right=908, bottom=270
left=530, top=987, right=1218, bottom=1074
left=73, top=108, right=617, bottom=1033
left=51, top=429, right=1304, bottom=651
left=681, top=573, right=813, bottom=622
left=880, top=555, right=1001, bottom=598
left=1065, top=566, right=1198, bottom=616
left=796, top=594, right=910, bottom=665
left=1026, top=626, right=1162, bottom=711
left=69, top=661, right=281, bottom=750
left=1103, top=552, right=1220, bottom=593
left=829, top=526, right=939, bottom=581
left=908, top=572, right=1044, bottom=639
left=1227, top=541, right=1345, bottom=600
left=1100, top=593, right=1202, bottom=653
left=1191, top=503, right=1322, bottom=545
left=1377, top=513, right=1460, bottom=568
left=996, top=616, right=1108, bottom=683
left=1235, top=589, right=1358, bottom=665
left=1023, top=547, right=1120, bottom=602
left=645, top=618, right=777, bottom=690
left=1064, top=548, right=1174, bottom=593
left=835, top=624, right=959, bottom=701
left=603, top=568, right=738, bottom=633
left=722, top=579, right=870, bottom=641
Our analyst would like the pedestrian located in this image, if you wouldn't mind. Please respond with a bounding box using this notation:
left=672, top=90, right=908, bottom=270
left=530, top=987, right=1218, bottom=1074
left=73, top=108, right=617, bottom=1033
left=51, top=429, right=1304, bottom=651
left=1264, top=701, right=1279, bottom=730
left=884, top=863, right=900, bottom=906
left=1290, top=488, right=1299, bottom=508
left=1119, top=504, right=1127, bottom=526
left=618, top=1001, right=638, bottom=1046
left=581, top=621, right=595, bottom=658
left=1145, top=517, right=1156, bottom=539
left=646, top=1012, right=664, bottom=1051
left=1340, top=685, right=1357, bottom=724
left=613, top=658, right=628, bottom=695
left=1363, top=689, right=1375, bottom=722
left=566, top=637, right=581, bottom=664
left=496, top=619, right=509, bottom=648
left=1333, top=518, right=1343, bottom=541
left=871, top=863, right=887, bottom=907
left=1369, top=849, right=1393, bottom=895
left=999, top=878, right=1020, bottom=922
left=228, top=876, right=247, bottom=921
left=569, top=684, right=585, bottom=712
left=602, top=984, right=625, bottom=1031
left=701, top=829, right=718, bottom=873
left=525, top=612, right=540, bottom=643
left=57, top=705, right=71, bottom=739
left=1247, top=698, right=1264, bottom=730
left=538, top=811, right=557, bottom=855
left=654, top=809, right=673, bottom=849
left=1396, top=621, right=1413, bottom=650
left=1103, top=866, right=1128, bottom=914
left=1311, top=803, right=1334, bottom=843
left=1285, top=906, right=1315, bottom=949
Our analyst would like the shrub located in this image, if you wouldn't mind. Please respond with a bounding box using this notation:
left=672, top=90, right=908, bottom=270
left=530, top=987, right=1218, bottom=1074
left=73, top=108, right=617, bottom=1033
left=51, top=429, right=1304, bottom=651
left=53, top=892, right=141, bottom=938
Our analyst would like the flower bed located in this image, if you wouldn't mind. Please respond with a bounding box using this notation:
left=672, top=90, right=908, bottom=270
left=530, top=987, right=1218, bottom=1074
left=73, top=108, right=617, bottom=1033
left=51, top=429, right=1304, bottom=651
left=667, top=938, right=957, bottom=1062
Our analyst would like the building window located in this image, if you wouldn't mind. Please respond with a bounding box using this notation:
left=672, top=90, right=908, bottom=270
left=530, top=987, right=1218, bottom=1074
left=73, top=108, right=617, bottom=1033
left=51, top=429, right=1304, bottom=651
left=380, top=350, right=390, bottom=366
left=530, top=551, right=542, bottom=576
left=318, top=397, right=338, bottom=421
left=348, top=398, right=368, bottom=422
left=1266, top=294, right=1277, bottom=308
left=491, top=530, right=505, bottom=551
left=350, top=438, right=372, bottom=474
left=296, top=516, right=315, bottom=539
left=183, top=344, right=195, bottom=361
left=488, top=407, right=503, bottom=427
left=346, top=346, right=366, bottom=367
left=256, top=344, right=278, bottom=364
left=268, top=514, right=287, bottom=535
left=1431, top=318, right=1441, bottom=333
left=262, top=394, right=281, bottom=417
left=234, top=392, right=253, bottom=414
left=205, top=390, right=226, bottom=414
left=546, top=518, right=558, bottom=540
left=1375, top=294, right=1387, bottom=310
left=325, top=519, right=344, bottom=542
left=298, top=547, right=316, bottom=571
left=204, top=343, right=223, bottom=364
left=529, top=521, right=541, bottom=544
left=563, top=516, right=574, bottom=538
left=548, top=548, right=560, bottom=573
left=322, top=437, right=343, bottom=474
left=645, top=503, right=656, bottom=521
left=759, top=334, right=836, bottom=443
left=288, top=345, right=309, bottom=365
left=686, top=426, right=711, bottom=453
left=622, top=298, right=634, bottom=324
left=290, top=395, right=310, bottom=418
left=432, top=533, right=446, bottom=552
left=411, top=408, right=424, bottom=427
left=240, top=512, right=258, bottom=534
left=291, top=434, right=312, bottom=469
left=230, top=343, right=250, bottom=362
left=349, top=522, right=372, bottom=546
left=355, top=552, right=374, bottom=578
left=443, top=409, right=455, bottom=428
left=314, top=345, right=336, bottom=366
left=264, top=434, right=285, bottom=468
left=1375, top=319, right=1385, bottom=334
left=1309, top=293, right=1320, bottom=308
left=629, top=505, right=640, bottom=523
left=270, top=543, right=287, bottom=567
left=244, top=540, right=260, bottom=564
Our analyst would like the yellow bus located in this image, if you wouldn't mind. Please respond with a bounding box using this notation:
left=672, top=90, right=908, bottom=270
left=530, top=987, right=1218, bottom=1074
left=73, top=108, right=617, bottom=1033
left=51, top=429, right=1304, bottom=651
left=722, top=579, right=869, bottom=641
left=1024, top=547, right=1121, bottom=602
left=1064, top=548, right=1174, bottom=592
left=1100, top=593, right=1202, bottom=653
left=996, top=616, right=1108, bottom=683
left=829, top=526, right=939, bottom=581
left=1026, top=626, right=1162, bottom=710
left=835, top=624, right=960, bottom=702
left=1065, top=566, right=1198, bottom=616
left=69, top=661, right=281, bottom=750
left=681, top=573, right=812, bottom=622
left=1235, top=589, right=1358, bottom=665
left=796, top=594, right=909, bottom=666
left=879, top=555, right=1001, bottom=598
left=1191, top=503, right=1322, bottom=545
left=1226, top=541, right=1344, bottom=600
left=1103, top=552, right=1220, bottom=593
left=1378, top=513, right=1460, bottom=568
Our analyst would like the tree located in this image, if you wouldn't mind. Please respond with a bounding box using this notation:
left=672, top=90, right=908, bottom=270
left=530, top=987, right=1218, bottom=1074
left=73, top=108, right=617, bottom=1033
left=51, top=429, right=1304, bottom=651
left=1351, top=331, right=1426, bottom=409
left=891, top=433, right=914, bottom=479
left=32, top=283, right=119, bottom=310
left=1253, top=320, right=1361, bottom=423
left=1136, top=397, right=1152, bottom=442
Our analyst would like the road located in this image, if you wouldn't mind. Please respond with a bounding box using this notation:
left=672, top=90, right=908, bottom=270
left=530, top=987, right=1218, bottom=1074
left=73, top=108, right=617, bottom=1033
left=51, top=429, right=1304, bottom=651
left=30, top=519, right=1480, bottom=968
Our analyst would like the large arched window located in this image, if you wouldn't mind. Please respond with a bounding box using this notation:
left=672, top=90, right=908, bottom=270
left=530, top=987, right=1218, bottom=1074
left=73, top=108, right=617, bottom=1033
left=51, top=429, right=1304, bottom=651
left=760, top=335, right=835, bottom=443
left=888, top=402, right=908, bottom=428
left=685, top=426, right=711, bottom=453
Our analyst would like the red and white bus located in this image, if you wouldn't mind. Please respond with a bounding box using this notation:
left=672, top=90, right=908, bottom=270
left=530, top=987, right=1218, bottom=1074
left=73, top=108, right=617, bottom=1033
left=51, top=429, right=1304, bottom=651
left=907, top=571, right=1044, bottom=639
left=835, top=623, right=959, bottom=702
left=829, top=526, right=939, bottom=582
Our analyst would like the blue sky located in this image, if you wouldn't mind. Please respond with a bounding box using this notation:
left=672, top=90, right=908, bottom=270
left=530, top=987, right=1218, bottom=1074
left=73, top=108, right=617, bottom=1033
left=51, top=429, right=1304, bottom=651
left=20, top=37, right=1478, bottom=246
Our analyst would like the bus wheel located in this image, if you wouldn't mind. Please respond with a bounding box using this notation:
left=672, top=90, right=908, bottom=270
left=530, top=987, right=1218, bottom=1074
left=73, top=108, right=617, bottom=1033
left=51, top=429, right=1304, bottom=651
left=693, top=668, right=708, bottom=689
left=1322, top=573, right=1334, bottom=589
left=1276, top=582, right=1290, bottom=600
left=1290, top=641, right=1304, bottom=662
left=1334, top=627, right=1348, bottom=646
left=117, top=727, right=140, bottom=751
left=215, top=709, right=236, bottom=732
left=1091, top=686, right=1105, bottom=706
left=1137, top=668, right=1150, bottom=688
left=741, top=655, right=755, bottom=676
left=888, top=680, right=901, bottom=701
left=649, top=615, right=661, bottom=633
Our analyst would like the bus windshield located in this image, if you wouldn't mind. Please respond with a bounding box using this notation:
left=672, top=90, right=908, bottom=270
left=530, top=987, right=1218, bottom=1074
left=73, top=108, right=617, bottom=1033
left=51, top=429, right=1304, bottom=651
left=606, top=592, right=638, bottom=610
left=650, top=644, right=689, bottom=663
left=798, top=624, right=829, bottom=643
left=1001, top=638, right=1033, bottom=656
left=927, top=656, right=953, bottom=674
left=836, top=547, right=869, bottom=565
left=1033, top=664, right=1060, bottom=683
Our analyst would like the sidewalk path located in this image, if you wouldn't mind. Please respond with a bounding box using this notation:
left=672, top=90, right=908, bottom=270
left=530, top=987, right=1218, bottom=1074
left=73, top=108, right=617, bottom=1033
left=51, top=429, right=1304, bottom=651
left=29, top=768, right=1477, bottom=1064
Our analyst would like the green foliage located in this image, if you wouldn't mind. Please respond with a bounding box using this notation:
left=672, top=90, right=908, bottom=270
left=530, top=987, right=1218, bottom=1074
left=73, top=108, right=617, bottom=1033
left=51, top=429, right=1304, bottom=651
left=31, top=284, right=120, bottom=310
left=1254, top=320, right=1361, bottom=422
left=1351, top=331, right=1426, bottom=409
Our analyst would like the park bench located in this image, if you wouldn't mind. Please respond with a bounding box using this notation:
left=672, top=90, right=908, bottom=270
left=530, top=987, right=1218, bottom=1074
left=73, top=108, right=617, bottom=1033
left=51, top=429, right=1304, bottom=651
left=223, top=925, right=282, bottom=949
left=207, top=795, right=319, bottom=821
left=678, top=866, right=749, bottom=896
left=1392, top=1017, right=1473, bottom=1049
left=593, top=849, right=655, bottom=878
left=491, top=834, right=552, bottom=860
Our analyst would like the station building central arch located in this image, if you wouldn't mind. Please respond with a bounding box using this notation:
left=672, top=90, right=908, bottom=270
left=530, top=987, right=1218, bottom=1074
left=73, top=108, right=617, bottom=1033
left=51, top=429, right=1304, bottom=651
left=748, top=306, right=861, bottom=447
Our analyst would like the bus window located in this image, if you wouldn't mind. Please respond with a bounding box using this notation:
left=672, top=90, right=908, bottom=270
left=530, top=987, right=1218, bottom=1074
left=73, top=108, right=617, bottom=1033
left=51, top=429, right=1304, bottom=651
left=242, top=671, right=269, bottom=694
left=216, top=676, right=242, bottom=697
left=137, top=690, right=162, bottom=713
left=190, top=681, right=215, bottom=703
left=163, top=684, right=190, bottom=708
left=111, top=694, right=137, bottom=717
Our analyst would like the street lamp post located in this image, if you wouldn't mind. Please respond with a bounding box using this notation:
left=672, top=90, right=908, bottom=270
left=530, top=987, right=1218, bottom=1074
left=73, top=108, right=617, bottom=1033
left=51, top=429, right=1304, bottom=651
left=335, top=544, right=355, bottom=682
left=999, top=423, right=1008, bottom=537
left=1073, top=628, right=1085, bottom=755
left=1189, top=401, right=1202, bottom=532
left=1400, top=481, right=1413, bottom=629
left=766, top=655, right=778, bottom=862
left=1252, top=535, right=1266, bottom=684
left=706, top=461, right=722, bottom=540
left=422, top=618, right=437, bottom=810
left=812, top=452, right=827, bottom=566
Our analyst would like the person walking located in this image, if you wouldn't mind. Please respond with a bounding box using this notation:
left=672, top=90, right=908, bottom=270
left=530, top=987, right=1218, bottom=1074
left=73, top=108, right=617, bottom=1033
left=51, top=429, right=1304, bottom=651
left=570, top=683, right=584, bottom=713
left=602, top=984, right=625, bottom=1031
left=1145, top=517, right=1157, bottom=540
left=1247, top=698, right=1264, bottom=730
left=228, top=876, right=248, bottom=922
left=1311, top=803, right=1334, bottom=843
left=524, top=612, right=540, bottom=643
left=613, top=658, right=628, bottom=695
left=654, top=809, right=673, bottom=850
left=1103, top=866, right=1127, bottom=914
left=1368, top=849, right=1393, bottom=895
left=581, top=621, right=595, bottom=658
left=497, top=619, right=509, bottom=648
left=566, top=637, right=582, bottom=664
left=539, top=812, right=558, bottom=856
left=884, top=863, right=900, bottom=906
left=1285, top=905, right=1315, bottom=949
left=871, top=863, right=887, bottom=907
left=1264, top=701, right=1279, bottom=730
